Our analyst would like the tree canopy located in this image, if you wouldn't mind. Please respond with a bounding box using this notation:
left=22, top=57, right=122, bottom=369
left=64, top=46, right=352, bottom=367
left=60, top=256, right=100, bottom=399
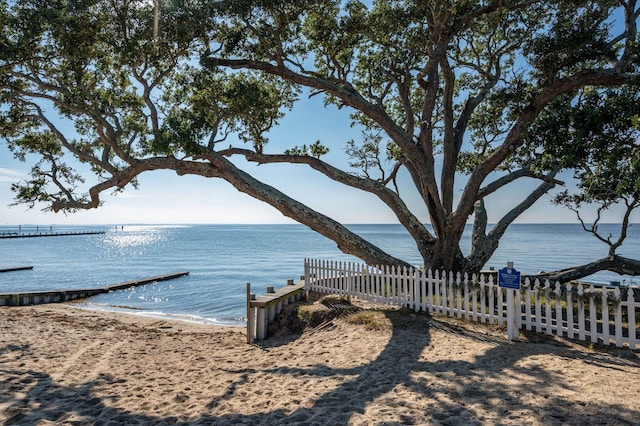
left=1, top=0, right=640, bottom=281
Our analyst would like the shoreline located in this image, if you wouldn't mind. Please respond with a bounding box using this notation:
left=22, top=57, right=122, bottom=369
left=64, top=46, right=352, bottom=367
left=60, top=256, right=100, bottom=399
left=1, top=303, right=639, bottom=425
left=72, top=301, right=247, bottom=327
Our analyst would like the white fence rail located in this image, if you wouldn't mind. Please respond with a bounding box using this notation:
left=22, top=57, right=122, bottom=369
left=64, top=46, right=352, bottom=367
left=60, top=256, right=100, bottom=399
left=304, top=259, right=639, bottom=349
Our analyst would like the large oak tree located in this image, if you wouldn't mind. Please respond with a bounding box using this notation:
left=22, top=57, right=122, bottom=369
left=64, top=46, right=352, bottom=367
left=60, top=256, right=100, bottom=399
left=1, top=0, right=639, bottom=280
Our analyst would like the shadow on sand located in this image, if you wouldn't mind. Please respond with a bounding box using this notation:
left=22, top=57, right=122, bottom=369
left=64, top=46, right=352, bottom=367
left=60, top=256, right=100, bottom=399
left=1, top=309, right=638, bottom=425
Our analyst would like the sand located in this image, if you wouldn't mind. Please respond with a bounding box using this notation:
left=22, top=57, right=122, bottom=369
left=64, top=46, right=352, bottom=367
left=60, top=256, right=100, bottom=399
left=1, top=300, right=639, bottom=425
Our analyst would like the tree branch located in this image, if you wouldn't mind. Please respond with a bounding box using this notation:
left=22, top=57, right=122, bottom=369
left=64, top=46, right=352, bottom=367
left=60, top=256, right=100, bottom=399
left=466, top=169, right=559, bottom=269
left=49, top=148, right=416, bottom=266
left=532, top=255, right=640, bottom=283
left=571, top=197, right=639, bottom=256
left=454, top=68, right=640, bottom=229
left=487, top=168, right=559, bottom=242
left=611, top=197, right=639, bottom=254
left=477, top=169, right=564, bottom=200
left=213, top=147, right=435, bottom=256
left=439, top=54, right=456, bottom=214
left=201, top=55, right=441, bottom=218
left=617, top=0, right=639, bottom=67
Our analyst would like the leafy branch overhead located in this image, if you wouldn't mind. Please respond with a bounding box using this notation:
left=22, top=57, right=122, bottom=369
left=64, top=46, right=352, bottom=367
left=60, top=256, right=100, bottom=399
left=2, top=0, right=640, bottom=280
left=284, top=140, right=329, bottom=158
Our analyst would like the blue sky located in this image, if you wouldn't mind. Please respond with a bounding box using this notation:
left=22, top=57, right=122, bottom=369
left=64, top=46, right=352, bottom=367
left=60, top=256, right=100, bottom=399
left=0, top=88, right=636, bottom=226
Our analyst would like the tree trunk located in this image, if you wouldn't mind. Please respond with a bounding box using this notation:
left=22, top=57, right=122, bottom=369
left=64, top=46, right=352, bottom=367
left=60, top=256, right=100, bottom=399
left=423, top=232, right=467, bottom=272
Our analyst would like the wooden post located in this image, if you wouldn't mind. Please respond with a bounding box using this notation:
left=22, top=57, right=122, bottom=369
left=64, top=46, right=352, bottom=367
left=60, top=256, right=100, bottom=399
left=257, top=307, right=266, bottom=340
left=602, top=289, right=610, bottom=345
left=628, top=287, right=636, bottom=350
left=266, top=286, right=276, bottom=323
left=614, top=287, right=622, bottom=347
left=246, top=283, right=252, bottom=344
left=304, top=259, right=309, bottom=298
left=507, top=288, right=516, bottom=341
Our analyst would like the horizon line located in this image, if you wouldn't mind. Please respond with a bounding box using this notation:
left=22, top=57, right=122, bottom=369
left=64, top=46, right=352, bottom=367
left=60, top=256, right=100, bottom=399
left=1, top=222, right=638, bottom=227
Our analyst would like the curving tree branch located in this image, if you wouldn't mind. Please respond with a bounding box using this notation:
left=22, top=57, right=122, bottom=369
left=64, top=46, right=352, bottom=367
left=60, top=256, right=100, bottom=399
left=532, top=255, right=640, bottom=283
left=214, top=147, right=435, bottom=257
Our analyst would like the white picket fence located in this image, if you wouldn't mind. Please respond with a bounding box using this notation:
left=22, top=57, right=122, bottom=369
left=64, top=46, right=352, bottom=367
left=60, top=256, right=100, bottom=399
left=304, top=259, right=639, bottom=349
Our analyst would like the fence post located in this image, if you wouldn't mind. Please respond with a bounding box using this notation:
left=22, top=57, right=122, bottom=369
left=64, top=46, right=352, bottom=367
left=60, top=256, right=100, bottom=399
left=345, top=262, right=357, bottom=303
left=246, top=283, right=253, bottom=344
left=589, top=285, right=598, bottom=344
left=434, top=270, right=441, bottom=315
left=602, top=288, right=610, bottom=345
left=448, top=271, right=455, bottom=317
left=524, top=279, right=532, bottom=331
left=628, top=287, right=636, bottom=350
left=554, top=282, right=563, bottom=337
left=304, top=259, right=310, bottom=295
left=463, top=273, right=470, bottom=320
left=507, top=288, right=516, bottom=341
left=545, top=281, right=553, bottom=335
left=566, top=283, right=574, bottom=340
left=427, top=269, right=434, bottom=314
left=614, top=287, right=622, bottom=347
left=577, top=284, right=586, bottom=341
left=498, top=261, right=520, bottom=342
left=483, top=276, right=491, bottom=323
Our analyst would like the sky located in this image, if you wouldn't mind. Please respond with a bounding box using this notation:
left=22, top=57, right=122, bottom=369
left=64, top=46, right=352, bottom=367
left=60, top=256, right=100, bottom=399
left=1, top=89, right=635, bottom=227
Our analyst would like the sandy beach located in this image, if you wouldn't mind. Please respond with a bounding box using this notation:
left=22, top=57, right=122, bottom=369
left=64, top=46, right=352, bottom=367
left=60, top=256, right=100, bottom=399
left=1, top=299, right=638, bottom=425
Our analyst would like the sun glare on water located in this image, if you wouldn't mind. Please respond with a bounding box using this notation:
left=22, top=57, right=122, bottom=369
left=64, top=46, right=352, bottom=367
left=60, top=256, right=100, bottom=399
left=100, top=226, right=170, bottom=257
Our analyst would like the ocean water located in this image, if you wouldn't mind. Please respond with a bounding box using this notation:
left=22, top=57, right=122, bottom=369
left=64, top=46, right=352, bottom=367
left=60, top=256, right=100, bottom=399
left=1, top=223, right=638, bottom=325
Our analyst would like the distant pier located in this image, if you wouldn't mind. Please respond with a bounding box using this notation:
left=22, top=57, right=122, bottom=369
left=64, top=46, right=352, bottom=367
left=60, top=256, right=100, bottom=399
left=0, top=230, right=105, bottom=239
left=0, top=272, right=189, bottom=306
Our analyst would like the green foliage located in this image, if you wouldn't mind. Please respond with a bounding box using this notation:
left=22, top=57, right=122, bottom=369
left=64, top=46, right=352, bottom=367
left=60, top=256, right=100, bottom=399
left=1, top=0, right=639, bottom=275
left=156, top=69, right=296, bottom=155
left=522, top=2, right=617, bottom=82
left=523, top=87, right=640, bottom=205
left=1, top=0, right=294, bottom=207
left=10, top=158, right=87, bottom=210
left=284, top=140, right=329, bottom=158
left=212, top=0, right=323, bottom=60
left=344, top=131, right=394, bottom=179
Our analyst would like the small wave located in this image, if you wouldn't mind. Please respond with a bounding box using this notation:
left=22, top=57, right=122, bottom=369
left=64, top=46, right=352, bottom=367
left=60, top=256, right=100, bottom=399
left=74, top=302, right=245, bottom=327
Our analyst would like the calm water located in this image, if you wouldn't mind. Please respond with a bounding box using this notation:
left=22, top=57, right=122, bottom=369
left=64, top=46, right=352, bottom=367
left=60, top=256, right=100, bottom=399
left=1, top=223, right=638, bottom=325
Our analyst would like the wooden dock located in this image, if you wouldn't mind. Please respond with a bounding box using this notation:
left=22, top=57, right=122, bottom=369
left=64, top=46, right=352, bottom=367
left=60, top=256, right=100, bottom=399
left=0, top=271, right=189, bottom=307
left=0, top=266, right=34, bottom=273
left=0, top=230, right=105, bottom=239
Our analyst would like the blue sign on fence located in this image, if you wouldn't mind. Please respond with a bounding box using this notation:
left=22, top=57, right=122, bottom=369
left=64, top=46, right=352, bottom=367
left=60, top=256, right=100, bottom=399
left=498, top=267, right=521, bottom=290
